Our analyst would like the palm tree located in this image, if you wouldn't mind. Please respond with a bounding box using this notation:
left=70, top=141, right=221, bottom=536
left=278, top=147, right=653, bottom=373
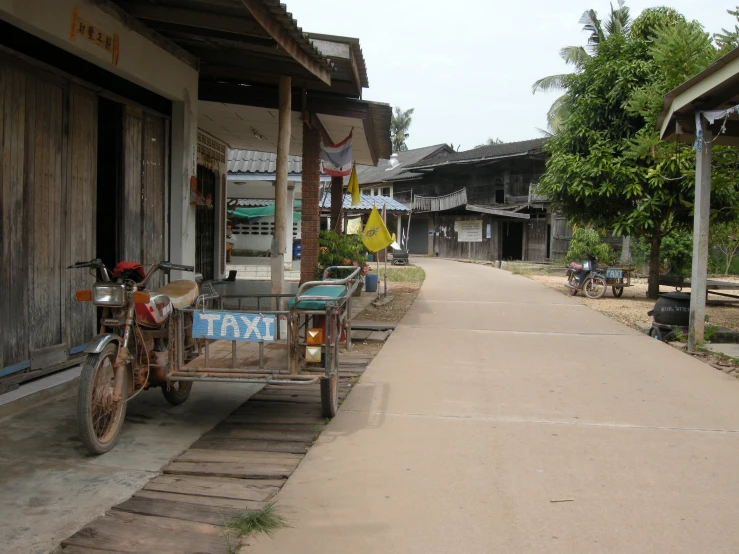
left=391, top=107, right=414, bottom=152
left=532, top=1, right=632, bottom=131
left=475, top=137, right=504, bottom=148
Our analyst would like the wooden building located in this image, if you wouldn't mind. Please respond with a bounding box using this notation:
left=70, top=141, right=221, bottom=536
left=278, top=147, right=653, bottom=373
left=371, top=139, right=561, bottom=262
left=0, top=1, right=391, bottom=387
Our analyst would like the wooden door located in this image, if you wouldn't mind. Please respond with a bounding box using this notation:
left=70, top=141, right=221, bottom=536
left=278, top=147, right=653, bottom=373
left=26, top=73, right=66, bottom=354
left=142, top=113, right=166, bottom=289
left=122, top=108, right=143, bottom=263
left=67, top=90, right=98, bottom=348
left=0, top=63, right=30, bottom=368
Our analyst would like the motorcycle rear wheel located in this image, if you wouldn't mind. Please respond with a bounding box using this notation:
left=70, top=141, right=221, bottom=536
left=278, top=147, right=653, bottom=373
left=77, top=343, right=129, bottom=455
left=584, top=276, right=607, bottom=299
left=162, top=381, right=193, bottom=406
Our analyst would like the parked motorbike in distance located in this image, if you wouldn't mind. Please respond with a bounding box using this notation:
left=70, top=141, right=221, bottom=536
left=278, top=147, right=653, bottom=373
left=565, top=252, right=607, bottom=299
left=68, top=259, right=199, bottom=454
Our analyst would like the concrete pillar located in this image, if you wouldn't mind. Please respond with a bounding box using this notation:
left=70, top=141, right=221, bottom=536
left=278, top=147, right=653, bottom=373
left=169, top=95, right=197, bottom=280
left=285, top=183, right=295, bottom=268
left=688, top=120, right=712, bottom=351
left=396, top=215, right=402, bottom=244
left=330, top=176, right=343, bottom=232
left=301, top=125, right=321, bottom=284
left=271, top=76, right=291, bottom=300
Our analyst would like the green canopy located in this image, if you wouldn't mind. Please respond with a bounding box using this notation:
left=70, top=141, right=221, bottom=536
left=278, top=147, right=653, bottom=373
left=228, top=200, right=302, bottom=222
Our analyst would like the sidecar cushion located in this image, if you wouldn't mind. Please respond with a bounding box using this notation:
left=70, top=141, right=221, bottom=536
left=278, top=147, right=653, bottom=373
left=157, top=280, right=199, bottom=309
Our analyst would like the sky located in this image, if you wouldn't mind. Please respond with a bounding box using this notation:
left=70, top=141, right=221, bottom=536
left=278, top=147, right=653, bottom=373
left=286, top=0, right=738, bottom=152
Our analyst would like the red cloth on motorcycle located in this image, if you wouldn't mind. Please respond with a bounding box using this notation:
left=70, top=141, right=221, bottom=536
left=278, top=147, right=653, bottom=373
left=569, top=262, right=582, bottom=271
left=112, top=262, right=146, bottom=279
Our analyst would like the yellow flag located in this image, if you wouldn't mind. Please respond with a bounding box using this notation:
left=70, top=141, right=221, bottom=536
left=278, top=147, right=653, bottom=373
left=361, top=206, right=393, bottom=253
left=347, top=162, right=360, bottom=206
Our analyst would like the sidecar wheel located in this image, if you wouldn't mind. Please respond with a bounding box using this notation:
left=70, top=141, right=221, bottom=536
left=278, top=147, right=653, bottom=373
left=162, top=381, right=193, bottom=406
left=77, top=344, right=128, bottom=455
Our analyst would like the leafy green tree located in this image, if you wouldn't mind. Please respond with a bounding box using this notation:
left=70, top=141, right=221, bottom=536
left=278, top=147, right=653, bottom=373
left=565, top=228, right=617, bottom=265
left=710, top=221, right=739, bottom=275
left=532, top=1, right=632, bottom=132
left=538, top=10, right=730, bottom=299
left=715, top=7, right=739, bottom=53
left=390, top=107, right=414, bottom=152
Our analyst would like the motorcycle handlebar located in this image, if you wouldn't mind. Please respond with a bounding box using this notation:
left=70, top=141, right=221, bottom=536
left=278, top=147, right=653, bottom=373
left=159, top=261, right=195, bottom=272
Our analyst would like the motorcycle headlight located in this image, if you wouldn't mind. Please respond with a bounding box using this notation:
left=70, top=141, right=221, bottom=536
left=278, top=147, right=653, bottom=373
left=92, top=283, right=126, bottom=307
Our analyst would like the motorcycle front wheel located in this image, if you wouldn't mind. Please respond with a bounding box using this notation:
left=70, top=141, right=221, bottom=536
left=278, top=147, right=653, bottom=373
left=584, top=276, right=607, bottom=299
left=566, top=272, right=578, bottom=295
left=77, top=343, right=129, bottom=455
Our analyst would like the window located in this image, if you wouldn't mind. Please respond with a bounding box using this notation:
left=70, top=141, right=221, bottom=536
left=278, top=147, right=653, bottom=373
left=382, top=187, right=391, bottom=197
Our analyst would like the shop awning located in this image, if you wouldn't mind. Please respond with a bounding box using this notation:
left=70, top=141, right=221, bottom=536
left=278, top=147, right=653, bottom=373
left=228, top=199, right=302, bottom=221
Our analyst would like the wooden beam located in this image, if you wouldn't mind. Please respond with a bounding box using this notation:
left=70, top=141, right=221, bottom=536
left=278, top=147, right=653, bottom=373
left=271, top=76, right=291, bottom=303
left=115, top=2, right=271, bottom=38
left=89, top=0, right=199, bottom=69
left=239, top=0, right=332, bottom=85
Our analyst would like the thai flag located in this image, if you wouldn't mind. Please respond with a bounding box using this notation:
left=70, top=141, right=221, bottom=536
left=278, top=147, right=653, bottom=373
left=320, top=132, right=353, bottom=177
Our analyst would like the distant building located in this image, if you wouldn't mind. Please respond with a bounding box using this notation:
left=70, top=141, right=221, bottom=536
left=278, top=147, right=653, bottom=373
left=355, top=139, right=566, bottom=262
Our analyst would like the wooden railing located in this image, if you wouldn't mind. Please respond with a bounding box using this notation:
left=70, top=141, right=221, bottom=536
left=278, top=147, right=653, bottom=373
left=412, top=188, right=467, bottom=212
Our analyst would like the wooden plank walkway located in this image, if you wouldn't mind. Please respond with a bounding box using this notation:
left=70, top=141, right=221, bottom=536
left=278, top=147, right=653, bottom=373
left=56, top=354, right=371, bottom=554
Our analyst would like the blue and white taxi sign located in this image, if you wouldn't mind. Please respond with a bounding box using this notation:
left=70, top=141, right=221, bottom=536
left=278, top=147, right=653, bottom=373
left=192, top=311, right=276, bottom=342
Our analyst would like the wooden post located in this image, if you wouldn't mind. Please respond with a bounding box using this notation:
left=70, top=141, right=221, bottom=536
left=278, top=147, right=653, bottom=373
left=688, top=118, right=712, bottom=351
left=330, top=176, right=343, bottom=232
left=271, top=76, right=291, bottom=307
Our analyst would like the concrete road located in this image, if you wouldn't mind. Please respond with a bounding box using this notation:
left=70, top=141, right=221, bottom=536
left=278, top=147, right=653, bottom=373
left=246, top=258, right=739, bottom=554
left=0, top=379, right=260, bottom=554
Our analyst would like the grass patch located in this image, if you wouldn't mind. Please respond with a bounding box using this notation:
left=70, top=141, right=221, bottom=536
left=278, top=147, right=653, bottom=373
left=375, top=265, right=426, bottom=285
left=226, top=503, right=287, bottom=541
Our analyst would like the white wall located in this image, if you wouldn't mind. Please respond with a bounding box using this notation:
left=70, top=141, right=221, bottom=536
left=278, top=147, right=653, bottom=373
left=228, top=180, right=303, bottom=200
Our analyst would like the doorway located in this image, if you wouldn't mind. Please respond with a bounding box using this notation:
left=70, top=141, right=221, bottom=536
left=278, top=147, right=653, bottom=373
left=502, top=221, right=523, bottom=260
left=195, top=165, right=217, bottom=281
left=96, top=97, right=124, bottom=269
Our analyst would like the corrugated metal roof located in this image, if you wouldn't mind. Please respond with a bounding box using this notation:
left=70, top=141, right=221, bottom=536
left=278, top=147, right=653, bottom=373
left=344, top=144, right=452, bottom=187
left=228, top=150, right=312, bottom=174
left=227, top=198, right=276, bottom=207
left=320, top=194, right=410, bottom=212
left=407, top=138, right=548, bottom=170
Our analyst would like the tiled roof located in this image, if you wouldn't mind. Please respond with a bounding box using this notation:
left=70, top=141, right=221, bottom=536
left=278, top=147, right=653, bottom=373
left=320, top=194, right=409, bottom=212
left=347, top=144, right=453, bottom=186
left=407, top=138, right=548, bottom=169
left=228, top=150, right=307, bottom=174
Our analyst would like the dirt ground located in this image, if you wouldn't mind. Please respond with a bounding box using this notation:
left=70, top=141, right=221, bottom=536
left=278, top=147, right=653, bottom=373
left=340, top=266, right=425, bottom=358
left=522, top=271, right=739, bottom=333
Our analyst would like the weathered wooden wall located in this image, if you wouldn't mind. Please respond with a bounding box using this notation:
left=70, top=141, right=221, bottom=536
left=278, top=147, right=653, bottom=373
left=550, top=214, right=571, bottom=261
left=0, top=59, right=98, bottom=369
left=0, top=54, right=168, bottom=372
left=525, top=217, right=548, bottom=262
left=394, top=157, right=546, bottom=207
left=435, top=215, right=497, bottom=261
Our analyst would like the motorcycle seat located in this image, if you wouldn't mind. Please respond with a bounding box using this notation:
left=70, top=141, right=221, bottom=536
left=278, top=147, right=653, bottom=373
left=157, top=280, right=199, bottom=309
left=569, top=262, right=582, bottom=271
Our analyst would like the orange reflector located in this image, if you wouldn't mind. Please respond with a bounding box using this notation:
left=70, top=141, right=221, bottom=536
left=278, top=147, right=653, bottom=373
left=306, top=328, right=323, bottom=345
left=132, top=291, right=151, bottom=304
left=75, top=290, right=92, bottom=302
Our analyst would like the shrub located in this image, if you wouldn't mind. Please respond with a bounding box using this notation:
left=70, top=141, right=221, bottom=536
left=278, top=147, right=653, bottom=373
left=316, top=230, right=369, bottom=279
left=565, top=228, right=617, bottom=265
left=632, top=230, right=693, bottom=277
